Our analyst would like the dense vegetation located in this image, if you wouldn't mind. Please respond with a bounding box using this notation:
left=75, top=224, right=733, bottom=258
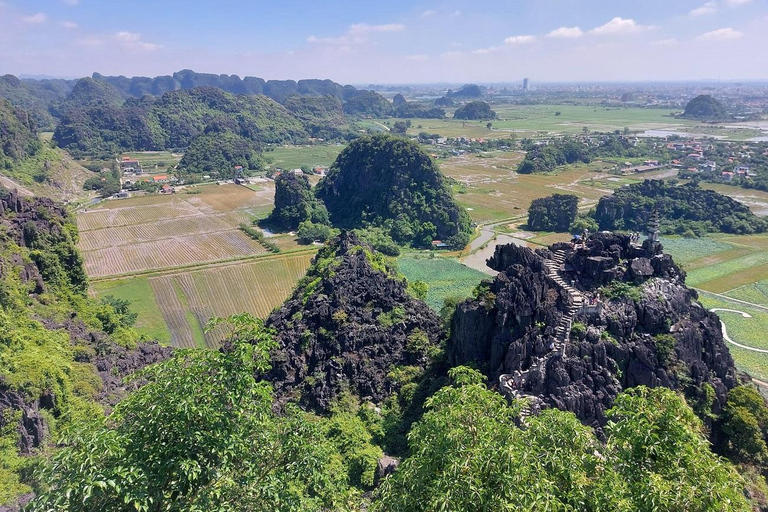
left=265, top=172, right=328, bottom=231
left=0, top=189, right=160, bottom=504
left=527, top=194, right=579, bottom=231
left=595, top=179, right=768, bottom=235
left=0, top=75, right=74, bottom=130
left=452, top=101, right=496, bottom=120
left=342, top=90, right=393, bottom=118
left=374, top=368, right=751, bottom=512
left=518, top=134, right=670, bottom=174
left=178, top=129, right=263, bottom=176
left=0, top=99, right=42, bottom=172
left=316, top=134, right=473, bottom=249
left=682, top=94, right=728, bottom=120
left=53, top=87, right=306, bottom=158
left=50, top=77, right=124, bottom=117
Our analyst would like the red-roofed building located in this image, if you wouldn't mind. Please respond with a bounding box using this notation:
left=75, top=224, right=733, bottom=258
left=153, top=175, right=168, bottom=183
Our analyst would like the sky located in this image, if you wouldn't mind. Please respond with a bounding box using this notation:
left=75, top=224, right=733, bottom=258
left=1, top=0, right=767, bottom=84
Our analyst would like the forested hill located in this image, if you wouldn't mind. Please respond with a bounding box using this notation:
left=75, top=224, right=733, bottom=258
left=316, top=134, right=473, bottom=249
left=0, top=188, right=170, bottom=506
left=52, top=87, right=307, bottom=157
left=0, top=99, right=42, bottom=169
left=595, top=179, right=768, bottom=235
left=0, top=70, right=392, bottom=129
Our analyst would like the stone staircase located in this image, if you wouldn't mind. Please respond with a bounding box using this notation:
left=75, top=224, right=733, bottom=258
left=499, top=249, right=585, bottom=423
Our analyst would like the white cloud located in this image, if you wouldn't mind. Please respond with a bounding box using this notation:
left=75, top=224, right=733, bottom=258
left=590, top=17, right=652, bottom=35
left=308, top=23, right=405, bottom=46
left=690, top=1, right=718, bottom=16
left=504, top=35, right=536, bottom=44
left=22, top=12, right=47, bottom=24
left=421, top=10, right=437, bottom=18
left=61, top=21, right=78, bottom=29
left=547, top=26, right=583, bottom=39
left=115, top=31, right=161, bottom=51
left=62, top=0, right=79, bottom=5
left=348, top=23, right=405, bottom=35
left=726, top=0, right=753, bottom=4
left=472, top=46, right=500, bottom=55
left=698, top=27, right=744, bottom=40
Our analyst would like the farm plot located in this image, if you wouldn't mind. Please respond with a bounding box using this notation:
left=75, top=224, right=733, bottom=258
left=83, top=231, right=267, bottom=278
left=150, top=253, right=314, bottom=348
left=398, top=255, right=488, bottom=311
left=440, top=152, right=608, bottom=223
left=698, top=294, right=768, bottom=382
left=78, top=184, right=276, bottom=277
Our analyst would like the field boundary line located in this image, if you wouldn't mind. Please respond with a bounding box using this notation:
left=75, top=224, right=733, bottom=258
left=90, top=247, right=318, bottom=283
left=695, top=288, right=768, bottom=313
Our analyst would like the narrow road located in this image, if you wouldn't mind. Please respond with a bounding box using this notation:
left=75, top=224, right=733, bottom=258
left=710, top=308, right=768, bottom=354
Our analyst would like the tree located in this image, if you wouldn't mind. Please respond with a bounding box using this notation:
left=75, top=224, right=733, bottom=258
left=28, top=314, right=355, bottom=512
left=527, top=194, right=578, bottom=232
left=486, top=122, right=492, bottom=130
left=373, top=376, right=749, bottom=512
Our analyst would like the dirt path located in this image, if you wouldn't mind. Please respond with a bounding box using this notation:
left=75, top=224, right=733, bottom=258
left=0, top=176, right=34, bottom=196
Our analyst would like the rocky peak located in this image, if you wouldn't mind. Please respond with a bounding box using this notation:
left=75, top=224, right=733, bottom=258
left=448, top=233, right=738, bottom=432
left=266, top=231, right=444, bottom=412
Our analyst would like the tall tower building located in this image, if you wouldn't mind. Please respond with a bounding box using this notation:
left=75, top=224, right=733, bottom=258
left=522, top=77, right=530, bottom=91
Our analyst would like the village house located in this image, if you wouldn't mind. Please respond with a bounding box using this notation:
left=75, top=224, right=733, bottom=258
left=152, top=175, right=169, bottom=183
left=119, top=156, right=142, bottom=174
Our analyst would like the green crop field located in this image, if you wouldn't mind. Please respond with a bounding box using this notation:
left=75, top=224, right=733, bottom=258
left=660, top=237, right=736, bottom=267
left=398, top=255, right=488, bottom=311
left=725, top=280, right=768, bottom=308
left=698, top=294, right=768, bottom=382
left=91, top=276, right=171, bottom=344
left=123, top=151, right=182, bottom=171
left=264, top=145, right=344, bottom=170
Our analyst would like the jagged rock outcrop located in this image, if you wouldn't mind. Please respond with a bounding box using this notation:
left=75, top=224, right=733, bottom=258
left=266, top=232, right=444, bottom=412
left=448, top=233, right=738, bottom=431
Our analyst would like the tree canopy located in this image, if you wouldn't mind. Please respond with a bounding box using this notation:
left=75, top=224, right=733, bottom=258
left=682, top=95, right=728, bottom=120
left=316, top=134, right=472, bottom=249
left=528, top=194, right=579, bottom=232
left=453, top=101, right=496, bottom=120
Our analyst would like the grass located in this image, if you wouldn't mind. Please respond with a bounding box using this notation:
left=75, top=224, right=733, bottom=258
left=91, top=277, right=171, bottom=344
left=659, top=237, right=736, bottom=267
left=398, top=254, right=488, bottom=311
left=685, top=252, right=768, bottom=290
left=123, top=151, right=182, bottom=171
left=725, top=280, right=768, bottom=308
left=264, top=145, right=343, bottom=170
left=439, top=151, right=608, bottom=223
left=698, top=294, right=768, bottom=382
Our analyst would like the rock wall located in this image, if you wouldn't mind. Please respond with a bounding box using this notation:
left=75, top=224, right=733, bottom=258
left=448, top=233, right=738, bottom=430
left=267, top=232, right=444, bottom=412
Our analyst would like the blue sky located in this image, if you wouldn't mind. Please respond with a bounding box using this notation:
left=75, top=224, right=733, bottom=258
left=1, top=0, right=766, bottom=83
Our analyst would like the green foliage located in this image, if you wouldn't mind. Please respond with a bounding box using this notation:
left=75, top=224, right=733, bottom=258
left=178, top=131, right=263, bottom=176
left=316, top=134, right=472, bottom=249
left=682, top=94, right=728, bottom=120
left=517, top=137, right=591, bottom=174
left=29, top=314, right=355, bottom=512
left=378, top=306, right=406, bottom=328
left=452, top=101, right=496, bottom=120
left=0, top=99, right=42, bottom=173
left=355, top=227, right=401, bottom=256
left=595, top=179, right=767, bottom=235
left=374, top=383, right=749, bottom=512
left=297, top=220, right=335, bottom=244
left=238, top=223, right=280, bottom=252
left=570, top=321, right=587, bottom=338
left=266, top=172, right=327, bottom=231
left=721, top=386, right=768, bottom=465
left=406, top=280, right=428, bottom=301
left=53, top=87, right=307, bottom=158
left=527, top=193, right=579, bottom=232
left=601, top=281, right=642, bottom=302
left=326, top=407, right=383, bottom=490
left=342, top=90, right=392, bottom=118
left=653, top=334, right=678, bottom=365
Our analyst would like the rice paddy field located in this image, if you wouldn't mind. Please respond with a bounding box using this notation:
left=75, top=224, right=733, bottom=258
left=93, top=252, right=315, bottom=349
left=398, top=255, right=488, bottom=311
left=439, top=152, right=612, bottom=223
left=264, top=144, right=343, bottom=170
left=78, top=184, right=279, bottom=278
